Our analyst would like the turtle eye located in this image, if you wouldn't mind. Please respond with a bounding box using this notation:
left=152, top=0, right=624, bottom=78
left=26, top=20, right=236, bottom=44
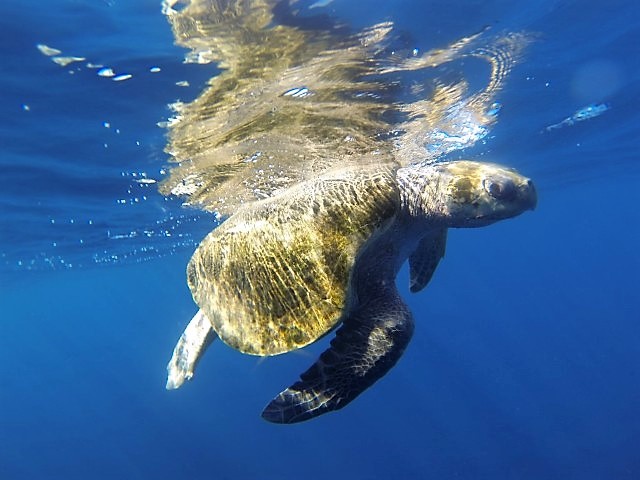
left=483, top=177, right=517, bottom=201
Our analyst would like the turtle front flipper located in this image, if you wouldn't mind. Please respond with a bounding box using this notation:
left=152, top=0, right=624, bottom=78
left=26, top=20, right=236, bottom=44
left=409, top=228, right=447, bottom=293
left=261, top=291, right=414, bottom=423
left=166, top=309, right=217, bottom=390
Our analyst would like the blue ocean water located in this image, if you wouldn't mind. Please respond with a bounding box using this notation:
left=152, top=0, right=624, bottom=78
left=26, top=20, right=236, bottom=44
left=1, top=0, right=638, bottom=479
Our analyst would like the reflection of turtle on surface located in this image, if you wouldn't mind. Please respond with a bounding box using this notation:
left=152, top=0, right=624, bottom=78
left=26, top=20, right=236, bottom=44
left=166, top=161, right=536, bottom=423
left=160, top=0, right=528, bottom=217
left=161, top=0, right=535, bottom=423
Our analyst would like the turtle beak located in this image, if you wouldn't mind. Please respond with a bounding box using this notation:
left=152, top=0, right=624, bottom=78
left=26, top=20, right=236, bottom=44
left=523, top=179, right=537, bottom=211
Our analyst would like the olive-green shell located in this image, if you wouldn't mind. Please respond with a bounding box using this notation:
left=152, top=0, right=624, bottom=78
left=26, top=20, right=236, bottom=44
left=187, top=165, right=399, bottom=355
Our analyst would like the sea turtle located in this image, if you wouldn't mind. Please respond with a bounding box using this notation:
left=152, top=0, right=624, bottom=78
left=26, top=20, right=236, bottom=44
left=166, top=159, right=536, bottom=423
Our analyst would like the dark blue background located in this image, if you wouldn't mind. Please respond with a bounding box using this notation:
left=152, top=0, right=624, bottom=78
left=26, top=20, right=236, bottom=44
left=1, top=1, right=639, bottom=479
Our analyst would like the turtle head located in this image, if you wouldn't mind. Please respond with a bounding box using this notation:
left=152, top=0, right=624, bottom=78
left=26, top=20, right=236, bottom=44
left=398, top=160, right=537, bottom=228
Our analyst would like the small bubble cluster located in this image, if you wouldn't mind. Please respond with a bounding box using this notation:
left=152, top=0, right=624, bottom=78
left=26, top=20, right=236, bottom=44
left=35, top=43, right=185, bottom=85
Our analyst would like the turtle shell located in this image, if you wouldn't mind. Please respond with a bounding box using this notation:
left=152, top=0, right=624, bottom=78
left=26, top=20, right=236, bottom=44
left=187, top=165, right=399, bottom=355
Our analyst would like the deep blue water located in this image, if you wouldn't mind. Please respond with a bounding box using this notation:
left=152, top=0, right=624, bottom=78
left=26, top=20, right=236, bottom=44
left=1, top=1, right=639, bottom=479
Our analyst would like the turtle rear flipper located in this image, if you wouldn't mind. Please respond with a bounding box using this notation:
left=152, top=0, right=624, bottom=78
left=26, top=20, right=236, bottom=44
left=261, top=291, right=414, bottom=423
left=166, top=309, right=217, bottom=390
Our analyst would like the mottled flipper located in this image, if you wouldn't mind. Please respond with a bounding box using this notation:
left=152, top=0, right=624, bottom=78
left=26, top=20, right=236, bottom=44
left=166, top=309, right=217, bottom=390
left=409, top=229, right=447, bottom=293
left=261, top=291, right=414, bottom=423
